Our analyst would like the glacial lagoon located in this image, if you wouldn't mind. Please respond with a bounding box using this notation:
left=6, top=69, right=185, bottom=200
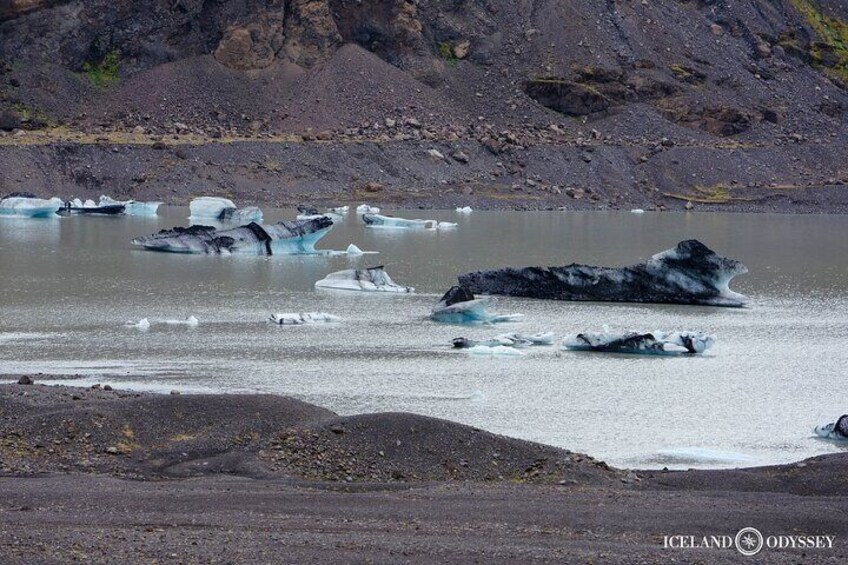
left=1, top=207, right=847, bottom=469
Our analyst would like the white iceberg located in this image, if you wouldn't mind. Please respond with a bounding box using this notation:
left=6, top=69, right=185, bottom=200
left=346, top=244, right=364, bottom=256
left=126, top=318, right=150, bottom=330
left=329, top=206, right=349, bottom=214
left=814, top=415, right=848, bottom=441
left=269, top=312, right=342, bottom=325
left=431, top=286, right=524, bottom=324
left=132, top=217, right=334, bottom=255
left=456, top=206, right=473, bottom=214
left=362, top=214, right=457, bottom=230
left=0, top=193, right=63, bottom=218
left=630, top=209, right=646, bottom=214
left=164, top=316, right=200, bottom=326
left=189, top=197, right=263, bottom=224
left=99, top=195, right=162, bottom=216
left=356, top=204, right=381, bottom=214
left=562, top=330, right=716, bottom=355
left=315, top=266, right=415, bottom=293
left=465, top=345, right=526, bottom=357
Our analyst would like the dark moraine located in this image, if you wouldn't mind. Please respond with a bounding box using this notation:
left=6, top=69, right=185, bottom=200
left=457, top=239, right=748, bottom=307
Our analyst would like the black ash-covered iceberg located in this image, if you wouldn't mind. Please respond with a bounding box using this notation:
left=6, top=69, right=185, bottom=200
left=458, top=240, right=748, bottom=307
left=814, top=415, right=848, bottom=441
left=562, top=330, right=715, bottom=355
left=131, top=217, right=333, bottom=255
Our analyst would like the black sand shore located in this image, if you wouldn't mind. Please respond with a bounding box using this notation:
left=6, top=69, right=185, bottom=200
left=1, top=382, right=846, bottom=563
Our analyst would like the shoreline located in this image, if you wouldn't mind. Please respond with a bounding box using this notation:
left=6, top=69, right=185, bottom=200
left=1, top=381, right=847, bottom=562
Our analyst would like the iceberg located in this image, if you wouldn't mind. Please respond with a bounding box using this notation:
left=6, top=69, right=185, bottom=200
left=329, top=206, right=349, bottom=214
left=562, top=330, right=716, bottom=355
left=315, top=266, right=415, bottom=293
left=189, top=197, right=263, bottom=223
left=125, top=318, right=150, bottom=330
left=362, top=213, right=457, bottom=230
left=295, top=205, right=343, bottom=222
left=630, top=209, right=646, bottom=214
left=356, top=204, right=381, bottom=214
left=814, top=415, right=848, bottom=441
left=458, top=240, right=748, bottom=307
left=56, top=198, right=126, bottom=216
left=269, top=312, right=342, bottom=325
left=0, top=193, right=63, bottom=218
left=456, top=206, right=473, bottom=214
left=99, top=195, right=162, bottom=216
left=346, top=244, right=364, bottom=256
left=131, top=217, right=334, bottom=255
left=452, top=332, right=555, bottom=349
left=430, top=286, right=524, bottom=324
left=465, top=345, right=526, bottom=357
left=164, top=316, right=200, bottom=326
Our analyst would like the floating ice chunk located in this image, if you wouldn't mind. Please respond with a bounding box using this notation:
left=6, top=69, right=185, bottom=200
left=99, top=195, right=162, bottom=216
left=356, top=204, right=381, bottom=214
left=456, top=206, right=473, bottom=214
left=363, top=214, right=457, bottom=230
left=329, top=206, right=349, bottom=214
left=466, top=345, right=525, bottom=356
left=132, top=217, right=334, bottom=255
left=189, top=197, right=263, bottom=224
left=0, top=193, right=63, bottom=218
left=346, top=244, right=364, bottom=256
left=814, top=415, right=848, bottom=441
left=452, top=332, right=555, bottom=349
left=269, top=312, right=342, bottom=325
left=165, top=316, right=199, bottom=326
left=437, top=221, right=458, bottom=229
left=56, top=197, right=126, bottom=216
left=431, top=286, right=524, bottom=324
left=126, top=318, right=150, bottom=330
left=297, top=212, right=343, bottom=222
left=630, top=209, right=645, bottom=214
left=459, top=240, right=748, bottom=307
left=562, top=330, right=715, bottom=355
left=315, top=266, right=415, bottom=293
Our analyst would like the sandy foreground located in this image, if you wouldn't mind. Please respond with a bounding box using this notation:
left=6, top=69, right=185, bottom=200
left=1, top=382, right=846, bottom=563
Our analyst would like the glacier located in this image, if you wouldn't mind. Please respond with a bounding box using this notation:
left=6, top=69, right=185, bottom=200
left=562, top=330, right=716, bottom=355
left=99, top=195, right=162, bottom=216
left=315, top=266, right=415, bottom=293
left=0, top=193, right=63, bottom=218
left=452, top=332, right=555, bottom=349
left=458, top=239, right=748, bottom=307
left=269, top=312, right=342, bottom=325
left=189, top=197, right=263, bottom=224
left=430, top=286, right=524, bottom=324
left=131, top=217, right=334, bottom=255
left=814, top=415, right=848, bottom=441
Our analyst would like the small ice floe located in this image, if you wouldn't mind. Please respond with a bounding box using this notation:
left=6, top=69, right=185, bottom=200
left=346, top=244, right=364, bottom=256
left=57, top=198, right=125, bottom=216
left=295, top=205, right=343, bottom=222
left=0, top=193, right=63, bottom=218
left=269, top=312, right=342, bottom=325
left=562, top=330, right=715, bottom=355
left=814, top=415, right=848, bottom=441
left=456, top=206, right=473, bottom=214
left=452, top=332, right=555, bottom=349
left=431, top=286, right=523, bottom=324
left=630, top=208, right=646, bottom=214
left=125, top=318, right=151, bottom=330
left=329, top=206, right=349, bottom=215
left=99, top=195, right=162, bottom=216
left=356, top=204, right=381, bottom=214
left=315, top=266, right=415, bottom=293
left=189, top=197, right=263, bottom=224
left=363, top=213, right=458, bottom=230
left=164, top=316, right=200, bottom=326
left=465, top=345, right=526, bottom=357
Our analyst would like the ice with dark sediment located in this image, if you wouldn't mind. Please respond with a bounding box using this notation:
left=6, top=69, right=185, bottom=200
left=356, top=204, right=380, bottom=214
left=814, top=415, right=848, bottom=441
left=430, top=286, right=524, bottom=324
left=57, top=198, right=126, bottom=216
left=189, top=197, right=262, bottom=224
left=314, top=266, right=415, bottom=293
left=131, top=217, right=334, bottom=255
left=0, top=192, right=63, bottom=218
left=452, top=332, right=555, bottom=349
left=99, top=195, right=162, bottom=216
left=295, top=205, right=343, bottom=222
left=458, top=240, right=748, bottom=307
left=363, top=213, right=457, bottom=230
left=562, top=330, right=716, bottom=355
left=269, top=312, right=342, bottom=325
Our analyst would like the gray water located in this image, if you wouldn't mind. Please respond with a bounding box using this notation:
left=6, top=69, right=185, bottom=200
left=1, top=207, right=847, bottom=469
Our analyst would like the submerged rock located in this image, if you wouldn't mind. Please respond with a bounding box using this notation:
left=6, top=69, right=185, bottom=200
left=458, top=240, right=748, bottom=307
left=132, top=217, right=334, bottom=255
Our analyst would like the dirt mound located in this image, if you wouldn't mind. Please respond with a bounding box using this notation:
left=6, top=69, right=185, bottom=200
left=0, top=383, right=619, bottom=485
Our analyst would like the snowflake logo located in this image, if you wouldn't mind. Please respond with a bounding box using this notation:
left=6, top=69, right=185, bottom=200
left=735, top=527, right=764, bottom=556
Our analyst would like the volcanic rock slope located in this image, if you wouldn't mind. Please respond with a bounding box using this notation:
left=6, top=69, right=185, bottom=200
left=1, top=0, right=846, bottom=139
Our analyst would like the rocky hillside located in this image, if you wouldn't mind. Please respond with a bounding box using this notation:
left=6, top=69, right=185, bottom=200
left=1, top=0, right=846, bottom=138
